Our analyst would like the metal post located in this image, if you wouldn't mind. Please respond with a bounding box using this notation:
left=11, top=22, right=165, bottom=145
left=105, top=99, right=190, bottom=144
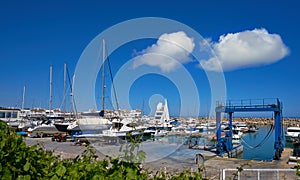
left=216, top=112, right=221, bottom=142
left=274, top=110, right=282, bottom=159
left=222, top=169, right=225, bottom=180
left=228, top=112, right=233, bottom=151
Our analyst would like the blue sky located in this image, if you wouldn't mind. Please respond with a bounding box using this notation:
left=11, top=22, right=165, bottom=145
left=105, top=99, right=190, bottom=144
left=0, top=1, right=299, bottom=117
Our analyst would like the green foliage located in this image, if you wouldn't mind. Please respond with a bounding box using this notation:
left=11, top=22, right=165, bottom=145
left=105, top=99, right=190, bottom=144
left=0, top=121, right=205, bottom=179
left=296, top=163, right=300, bottom=177
left=230, top=163, right=250, bottom=180
left=0, top=121, right=59, bottom=179
left=119, top=133, right=146, bottom=164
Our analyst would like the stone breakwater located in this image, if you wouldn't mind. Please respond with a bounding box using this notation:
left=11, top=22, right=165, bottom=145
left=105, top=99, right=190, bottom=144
left=194, top=117, right=300, bottom=126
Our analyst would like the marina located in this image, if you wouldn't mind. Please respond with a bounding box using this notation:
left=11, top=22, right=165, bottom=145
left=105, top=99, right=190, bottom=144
left=2, top=97, right=300, bottom=179
left=1, top=1, right=300, bottom=179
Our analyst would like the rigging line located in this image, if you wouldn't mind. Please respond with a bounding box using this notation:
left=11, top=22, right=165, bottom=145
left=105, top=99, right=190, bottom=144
left=105, top=47, right=120, bottom=115
left=58, top=80, right=71, bottom=110
left=107, top=95, right=115, bottom=112
left=241, top=125, right=274, bottom=149
left=66, top=67, right=78, bottom=117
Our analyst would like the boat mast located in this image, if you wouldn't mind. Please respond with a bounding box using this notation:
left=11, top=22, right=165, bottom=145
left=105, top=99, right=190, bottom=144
left=71, top=74, right=78, bottom=119
left=63, top=63, right=67, bottom=113
left=101, top=39, right=106, bottom=112
left=49, top=65, right=53, bottom=115
left=22, top=85, right=26, bottom=110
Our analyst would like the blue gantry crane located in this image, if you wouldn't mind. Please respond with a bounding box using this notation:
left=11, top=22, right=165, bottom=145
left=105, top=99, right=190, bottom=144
left=215, top=98, right=284, bottom=160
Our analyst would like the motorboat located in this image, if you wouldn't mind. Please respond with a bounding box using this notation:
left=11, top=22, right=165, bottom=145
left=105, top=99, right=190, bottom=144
left=200, top=121, right=216, bottom=131
left=285, top=127, right=300, bottom=142
left=102, top=118, right=145, bottom=140
left=232, top=134, right=241, bottom=144
left=153, top=129, right=168, bottom=137
left=27, top=120, right=59, bottom=137
left=233, top=122, right=249, bottom=133
left=184, top=127, right=199, bottom=134
left=289, top=137, right=300, bottom=164
left=143, top=126, right=157, bottom=136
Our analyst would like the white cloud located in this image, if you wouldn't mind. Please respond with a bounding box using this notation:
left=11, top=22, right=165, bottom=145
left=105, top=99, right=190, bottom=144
left=199, top=28, right=290, bottom=72
left=133, top=31, right=195, bottom=72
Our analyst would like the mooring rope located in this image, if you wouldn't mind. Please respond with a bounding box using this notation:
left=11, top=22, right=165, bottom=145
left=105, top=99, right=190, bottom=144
left=241, top=124, right=274, bottom=149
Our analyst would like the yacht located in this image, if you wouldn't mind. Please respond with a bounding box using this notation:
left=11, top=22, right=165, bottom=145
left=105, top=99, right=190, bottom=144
left=184, top=127, right=199, bottom=134
left=143, top=126, right=168, bottom=137
left=231, top=127, right=243, bottom=144
left=152, top=99, right=172, bottom=129
left=67, top=115, right=112, bottom=136
left=200, top=121, right=216, bottom=131
left=233, top=122, right=249, bottom=133
left=27, top=120, right=59, bottom=138
left=102, top=118, right=145, bottom=140
left=153, top=128, right=168, bottom=137
left=285, top=127, right=300, bottom=142
left=143, top=126, right=157, bottom=136
left=232, top=134, right=242, bottom=144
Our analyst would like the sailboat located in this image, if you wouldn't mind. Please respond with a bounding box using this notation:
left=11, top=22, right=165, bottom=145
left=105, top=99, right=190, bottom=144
left=73, top=39, right=148, bottom=142
left=28, top=65, right=60, bottom=137
left=68, top=39, right=113, bottom=135
left=54, top=63, right=77, bottom=132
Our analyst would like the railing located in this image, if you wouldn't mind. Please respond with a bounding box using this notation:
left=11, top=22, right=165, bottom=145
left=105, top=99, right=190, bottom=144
left=216, top=98, right=280, bottom=110
left=222, top=168, right=297, bottom=180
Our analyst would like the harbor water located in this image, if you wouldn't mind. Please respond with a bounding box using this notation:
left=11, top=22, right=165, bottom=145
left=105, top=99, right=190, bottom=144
left=241, top=125, right=276, bottom=161
left=140, top=125, right=285, bottom=161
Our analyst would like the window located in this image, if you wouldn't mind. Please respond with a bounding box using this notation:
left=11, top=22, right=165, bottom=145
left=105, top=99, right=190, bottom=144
left=288, top=129, right=300, bottom=133
left=127, top=123, right=137, bottom=128
left=6, top=112, right=11, bottom=118
left=0, top=112, right=5, bottom=118
left=12, top=112, right=18, bottom=118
